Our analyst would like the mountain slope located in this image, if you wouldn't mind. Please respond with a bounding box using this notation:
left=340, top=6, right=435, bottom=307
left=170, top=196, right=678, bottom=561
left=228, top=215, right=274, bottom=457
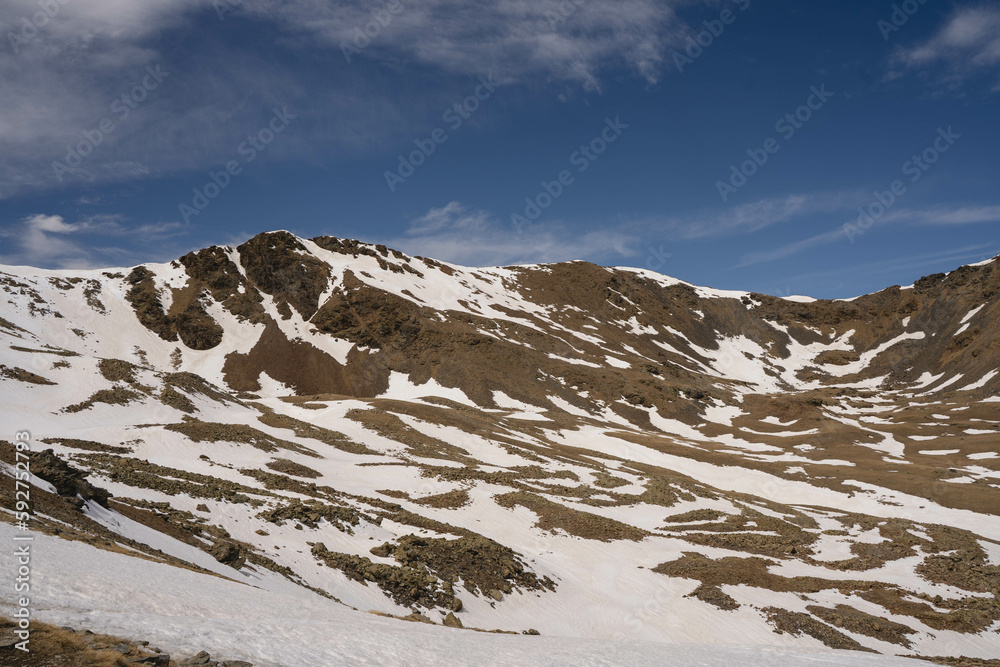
left=1, top=231, right=998, bottom=665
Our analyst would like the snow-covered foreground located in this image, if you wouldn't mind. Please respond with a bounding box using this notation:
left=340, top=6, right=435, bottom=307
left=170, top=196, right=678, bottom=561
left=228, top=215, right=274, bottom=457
left=0, top=527, right=929, bottom=667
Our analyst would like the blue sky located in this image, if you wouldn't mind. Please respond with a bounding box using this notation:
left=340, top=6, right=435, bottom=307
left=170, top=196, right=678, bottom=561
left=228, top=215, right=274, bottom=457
left=1, top=0, right=998, bottom=299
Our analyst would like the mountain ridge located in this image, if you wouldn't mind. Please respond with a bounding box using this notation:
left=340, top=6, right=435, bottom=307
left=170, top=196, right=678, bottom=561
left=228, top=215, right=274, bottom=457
left=1, top=230, right=998, bottom=665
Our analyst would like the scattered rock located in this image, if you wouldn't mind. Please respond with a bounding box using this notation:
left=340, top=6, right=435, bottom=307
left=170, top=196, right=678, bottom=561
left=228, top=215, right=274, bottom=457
left=210, top=542, right=246, bottom=569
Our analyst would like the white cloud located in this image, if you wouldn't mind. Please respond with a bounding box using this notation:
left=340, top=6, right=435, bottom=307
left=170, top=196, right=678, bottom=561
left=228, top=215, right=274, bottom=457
left=241, top=0, right=683, bottom=89
left=889, top=6, right=1000, bottom=91
left=0, top=0, right=699, bottom=200
left=0, top=214, right=186, bottom=269
left=17, top=214, right=86, bottom=266
left=386, top=201, right=638, bottom=267
left=909, top=204, right=1000, bottom=225
left=406, top=201, right=491, bottom=236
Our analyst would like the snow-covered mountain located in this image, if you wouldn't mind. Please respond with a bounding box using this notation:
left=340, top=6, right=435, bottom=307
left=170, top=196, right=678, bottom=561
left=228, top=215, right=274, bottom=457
left=1, top=231, right=998, bottom=666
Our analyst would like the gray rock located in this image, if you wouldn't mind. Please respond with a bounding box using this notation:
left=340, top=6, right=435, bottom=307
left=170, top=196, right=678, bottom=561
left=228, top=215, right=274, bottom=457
left=182, top=650, right=212, bottom=665
left=112, top=643, right=132, bottom=654
left=221, top=662, right=255, bottom=667
left=129, top=656, right=171, bottom=666
left=488, top=589, right=503, bottom=601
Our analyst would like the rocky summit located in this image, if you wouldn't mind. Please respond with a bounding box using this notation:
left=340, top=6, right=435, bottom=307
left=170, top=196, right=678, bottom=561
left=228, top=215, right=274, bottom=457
left=1, top=231, right=998, bottom=666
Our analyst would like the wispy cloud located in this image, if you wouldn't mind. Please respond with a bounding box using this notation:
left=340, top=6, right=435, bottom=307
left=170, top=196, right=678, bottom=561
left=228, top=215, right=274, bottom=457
left=888, top=6, right=1000, bottom=92
left=241, top=0, right=684, bottom=89
left=737, top=228, right=848, bottom=267
left=385, top=201, right=638, bottom=267
left=0, top=214, right=186, bottom=269
left=784, top=243, right=999, bottom=299
left=406, top=202, right=492, bottom=236
left=738, top=203, right=1000, bottom=267
left=648, top=192, right=857, bottom=241
left=0, top=0, right=699, bottom=201
left=908, top=204, right=1000, bottom=225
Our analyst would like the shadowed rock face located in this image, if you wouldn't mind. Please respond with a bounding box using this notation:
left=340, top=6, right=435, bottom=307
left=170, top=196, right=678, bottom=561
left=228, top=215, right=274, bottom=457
left=236, top=231, right=331, bottom=320
left=30, top=448, right=111, bottom=508
left=2, top=232, right=999, bottom=660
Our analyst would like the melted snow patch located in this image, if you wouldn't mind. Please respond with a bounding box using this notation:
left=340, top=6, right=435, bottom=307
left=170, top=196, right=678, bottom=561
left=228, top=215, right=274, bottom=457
left=493, top=391, right=551, bottom=421
left=742, top=428, right=820, bottom=437
left=697, top=336, right=782, bottom=393
left=256, top=371, right=294, bottom=398
left=961, top=304, right=986, bottom=324
left=823, top=331, right=926, bottom=378
left=605, top=355, right=631, bottom=369
left=381, top=372, right=476, bottom=406
left=623, top=317, right=658, bottom=335
left=547, top=353, right=600, bottom=368
left=703, top=402, right=743, bottom=426
left=911, top=372, right=946, bottom=390
left=547, top=394, right=593, bottom=418
left=955, top=370, right=999, bottom=392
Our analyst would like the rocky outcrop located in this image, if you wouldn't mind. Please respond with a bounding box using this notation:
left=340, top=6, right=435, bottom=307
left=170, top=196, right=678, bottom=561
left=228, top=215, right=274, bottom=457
left=30, top=449, right=111, bottom=508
